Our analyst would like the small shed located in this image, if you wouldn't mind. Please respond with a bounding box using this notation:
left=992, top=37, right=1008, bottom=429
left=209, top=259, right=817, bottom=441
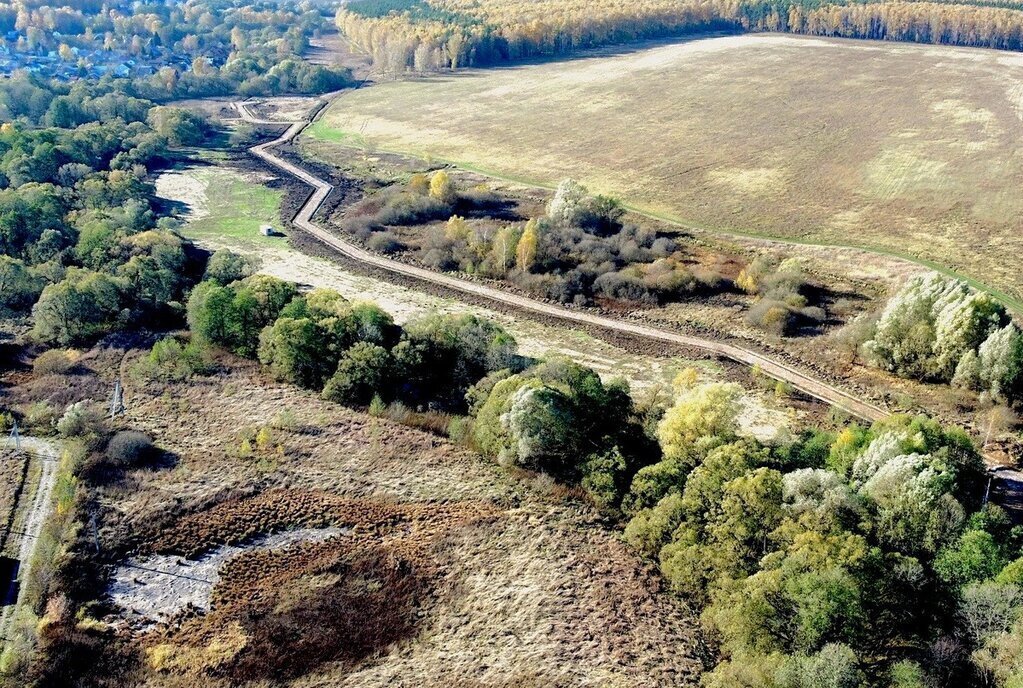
left=260, top=224, right=277, bottom=237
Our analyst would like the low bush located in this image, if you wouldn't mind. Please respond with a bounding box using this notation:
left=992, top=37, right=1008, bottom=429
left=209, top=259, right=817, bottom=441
left=136, top=337, right=212, bottom=382
left=367, top=231, right=403, bottom=254
left=32, top=349, right=74, bottom=377
left=23, top=401, right=59, bottom=434
left=105, top=431, right=156, bottom=468
left=203, top=249, right=259, bottom=286
left=56, top=401, right=106, bottom=439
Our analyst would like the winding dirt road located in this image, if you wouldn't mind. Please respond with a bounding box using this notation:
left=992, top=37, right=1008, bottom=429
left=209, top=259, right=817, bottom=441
left=237, top=99, right=888, bottom=423
left=0, top=438, right=58, bottom=644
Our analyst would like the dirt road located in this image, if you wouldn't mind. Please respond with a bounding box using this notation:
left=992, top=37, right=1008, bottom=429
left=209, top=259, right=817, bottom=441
left=0, top=438, right=59, bottom=643
left=237, top=99, right=888, bottom=422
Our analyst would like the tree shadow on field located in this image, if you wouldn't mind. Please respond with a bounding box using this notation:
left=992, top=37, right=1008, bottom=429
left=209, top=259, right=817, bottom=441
left=83, top=447, right=180, bottom=487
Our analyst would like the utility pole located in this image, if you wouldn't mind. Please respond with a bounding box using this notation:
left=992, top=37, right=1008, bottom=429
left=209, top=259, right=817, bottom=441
left=109, top=378, right=125, bottom=419
left=89, top=513, right=100, bottom=553
left=5, top=421, right=20, bottom=453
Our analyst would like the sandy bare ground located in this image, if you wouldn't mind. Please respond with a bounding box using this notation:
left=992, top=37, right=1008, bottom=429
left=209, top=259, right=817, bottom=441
left=0, top=438, right=58, bottom=645
left=155, top=171, right=210, bottom=222
left=108, top=527, right=344, bottom=631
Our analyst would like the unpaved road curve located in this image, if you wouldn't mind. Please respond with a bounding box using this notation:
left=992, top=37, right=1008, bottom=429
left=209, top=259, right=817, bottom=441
left=0, top=438, right=59, bottom=643
left=237, top=100, right=888, bottom=423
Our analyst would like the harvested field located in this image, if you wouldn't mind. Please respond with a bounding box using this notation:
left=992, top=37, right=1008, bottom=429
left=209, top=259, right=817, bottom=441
left=310, top=33, right=1023, bottom=310
left=84, top=354, right=706, bottom=686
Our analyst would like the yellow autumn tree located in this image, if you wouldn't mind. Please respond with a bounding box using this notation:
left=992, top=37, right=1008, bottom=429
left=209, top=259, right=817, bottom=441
left=516, top=218, right=539, bottom=272
left=657, top=382, right=742, bottom=462
left=445, top=215, right=470, bottom=241
left=671, top=367, right=700, bottom=394
left=408, top=173, right=430, bottom=195
left=429, top=170, right=456, bottom=204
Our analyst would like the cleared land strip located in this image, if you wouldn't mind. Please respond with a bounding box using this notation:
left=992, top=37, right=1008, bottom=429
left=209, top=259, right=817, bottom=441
left=0, top=438, right=59, bottom=645
left=238, top=100, right=888, bottom=423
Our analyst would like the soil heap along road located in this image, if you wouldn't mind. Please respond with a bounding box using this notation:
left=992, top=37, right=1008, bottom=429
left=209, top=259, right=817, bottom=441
left=236, top=99, right=888, bottom=423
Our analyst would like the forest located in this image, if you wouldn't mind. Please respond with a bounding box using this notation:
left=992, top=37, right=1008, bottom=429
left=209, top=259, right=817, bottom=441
left=0, top=77, right=213, bottom=346
left=337, top=0, right=1023, bottom=72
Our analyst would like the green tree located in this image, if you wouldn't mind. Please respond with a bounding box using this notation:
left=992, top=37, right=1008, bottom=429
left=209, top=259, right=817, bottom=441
left=0, top=255, right=42, bottom=313
left=934, top=529, right=1007, bottom=588
left=204, top=249, right=258, bottom=285
left=322, top=342, right=392, bottom=405
left=32, top=269, right=122, bottom=345
left=257, top=317, right=330, bottom=389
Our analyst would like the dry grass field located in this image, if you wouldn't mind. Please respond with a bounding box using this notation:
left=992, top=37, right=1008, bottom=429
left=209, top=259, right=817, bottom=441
left=81, top=354, right=706, bottom=686
left=311, top=34, right=1023, bottom=310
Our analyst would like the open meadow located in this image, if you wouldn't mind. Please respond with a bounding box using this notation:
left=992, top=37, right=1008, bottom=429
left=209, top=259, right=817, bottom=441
left=311, top=34, right=1023, bottom=310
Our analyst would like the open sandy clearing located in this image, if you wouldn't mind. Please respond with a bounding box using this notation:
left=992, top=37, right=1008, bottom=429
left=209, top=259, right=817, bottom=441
left=311, top=33, right=1023, bottom=309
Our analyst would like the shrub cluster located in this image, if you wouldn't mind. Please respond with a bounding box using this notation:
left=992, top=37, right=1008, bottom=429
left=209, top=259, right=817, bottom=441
left=862, top=272, right=1023, bottom=403
left=738, top=255, right=827, bottom=335
left=348, top=174, right=731, bottom=307
left=186, top=275, right=523, bottom=413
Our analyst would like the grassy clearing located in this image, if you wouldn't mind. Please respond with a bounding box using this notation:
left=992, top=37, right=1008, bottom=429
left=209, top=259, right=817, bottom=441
left=155, top=165, right=285, bottom=249
left=310, top=33, right=1023, bottom=312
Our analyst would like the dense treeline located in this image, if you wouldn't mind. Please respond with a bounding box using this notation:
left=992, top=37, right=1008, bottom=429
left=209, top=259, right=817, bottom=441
left=337, top=0, right=1023, bottom=73
left=856, top=273, right=1023, bottom=405
left=185, top=275, right=523, bottom=413
left=4, top=0, right=353, bottom=98
left=620, top=380, right=1023, bottom=686
left=0, top=81, right=213, bottom=343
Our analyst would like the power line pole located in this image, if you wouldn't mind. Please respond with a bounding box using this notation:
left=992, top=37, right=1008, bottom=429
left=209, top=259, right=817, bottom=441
left=109, top=378, right=125, bottom=419
left=89, top=513, right=100, bottom=553
left=4, top=421, right=20, bottom=453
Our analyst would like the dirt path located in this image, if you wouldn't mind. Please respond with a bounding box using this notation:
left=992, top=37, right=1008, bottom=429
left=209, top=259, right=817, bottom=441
left=235, top=100, right=892, bottom=423
left=237, top=99, right=889, bottom=422
left=0, top=437, right=59, bottom=643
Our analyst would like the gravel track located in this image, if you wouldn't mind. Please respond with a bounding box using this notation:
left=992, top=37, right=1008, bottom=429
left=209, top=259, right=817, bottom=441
left=0, top=438, right=59, bottom=644
left=237, top=99, right=889, bottom=422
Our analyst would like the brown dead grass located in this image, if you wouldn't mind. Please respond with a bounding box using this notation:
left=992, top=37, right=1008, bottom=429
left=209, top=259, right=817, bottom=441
left=0, top=449, right=28, bottom=553
left=312, top=34, right=1023, bottom=307
left=86, top=353, right=705, bottom=686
